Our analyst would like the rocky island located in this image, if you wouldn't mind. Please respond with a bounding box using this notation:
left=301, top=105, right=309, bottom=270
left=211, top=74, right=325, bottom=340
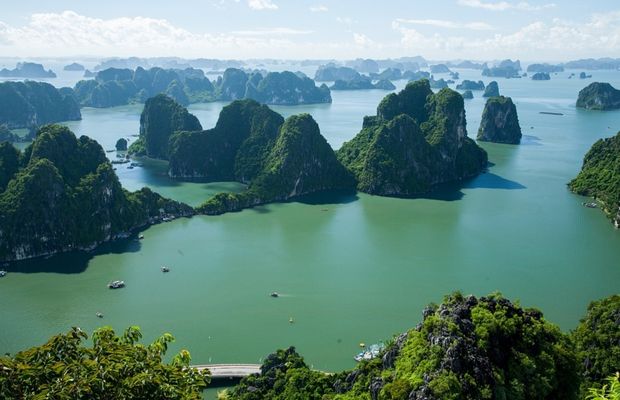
left=331, top=77, right=395, bottom=91
left=0, top=81, right=81, bottom=129
left=532, top=72, right=551, bottom=80
left=336, top=79, right=488, bottom=196
left=129, top=94, right=202, bottom=159
left=0, top=62, right=56, bottom=78
left=314, top=65, right=360, bottom=81
left=569, top=132, right=620, bottom=227
left=477, top=96, right=522, bottom=144
left=456, top=80, right=485, bottom=91
left=0, top=125, right=193, bottom=262
left=462, top=90, right=474, bottom=99
left=482, top=80, right=499, bottom=97
left=482, top=59, right=522, bottom=78
left=576, top=82, right=620, bottom=110
left=74, top=67, right=330, bottom=107
left=63, top=62, right=85, bottom=71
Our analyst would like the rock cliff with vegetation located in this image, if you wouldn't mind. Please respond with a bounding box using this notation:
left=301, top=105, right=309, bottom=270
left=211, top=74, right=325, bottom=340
left=0, top=81, right=81, bottom=129
left=130, top=94, right=202, bottom=159
left=331, top=77, right=395, bottom=91
left=229, top=292, right=586, bottom=400
left=336, top=79, right=487, bottom=196
left=569, top=132, right=620, bottom=227
left=0, top=125, right=193, bottom=262
left=482, top=81, right=499, bottom=97
left=527, top=63, right=563, bottom=73
left=63, top=62, right=85, bottom=71
left=576, top=82, right=620, bottom=110
left=477, top=96, right=522, bottom=144
left=191, top=109, right=356, bottom=214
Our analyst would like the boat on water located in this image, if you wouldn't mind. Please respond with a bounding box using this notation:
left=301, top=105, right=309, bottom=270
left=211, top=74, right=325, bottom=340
left=107, top=280, right=125, bottom=289
left=0, top=270, right=7, bottom=277
left=354, top=343, right=384, bottom=362
left=161, top=266, right=170, bottom=273
left=138, top=234, right=144, bottom=240
left=270, top=292, right=279, bottom=298
left=583, top=202, right=598, bottom=208
left=96, top=312, right=104, bottom=318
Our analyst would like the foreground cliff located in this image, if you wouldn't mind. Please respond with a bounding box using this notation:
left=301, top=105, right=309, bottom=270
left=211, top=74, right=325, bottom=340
left=477, top=96, right=522, bottom=144
left=576, top=82, right=620, bottom=110
left=226, top=292, right=620, bottom=400
left=336, top=79, right=487, bottom=196
left=0, top=81, right=81, bottom=129
left=0, top=125, right=193, bottom=262
left=569, top=132, right=620, bottom=227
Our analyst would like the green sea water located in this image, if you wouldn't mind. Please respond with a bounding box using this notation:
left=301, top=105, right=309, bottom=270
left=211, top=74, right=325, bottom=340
left=1, top=70, right=619, bottom=396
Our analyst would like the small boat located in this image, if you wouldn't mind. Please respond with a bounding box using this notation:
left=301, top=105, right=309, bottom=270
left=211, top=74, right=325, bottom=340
left=270, top=292, right=279, bottom=298
left=127, top=165, right=134, bottom=170
left=107, top=280, right=125, bottom=289
left=161, top=266, right=170, bottom=273
left=583, top=202, right=598, bottom=208
left=289, top=317, right=294, bottom=323
left=138, top=234, right=144, bottom=240
left=0, top=270, right=7, bottom=277
left=539, top=111, right=564, bottom=116
left=96, top=312, right=104, bottom=318
left=359, top=342, right=366, bottom=348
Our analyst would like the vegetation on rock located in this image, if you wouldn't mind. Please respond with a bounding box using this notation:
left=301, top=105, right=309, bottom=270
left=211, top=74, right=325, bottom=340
left=0, top=124, right=193, bottom=262
left=230, top=292, right=584, bottom=400
left=337, top=79, right=487, bottom=196
left=456, top=80, right=485, bottom=91
left=135, top=94, right=202, bottom=159
left=569, top=132, right=620, bottom=227
left=0, top=62, right=56, bottom=78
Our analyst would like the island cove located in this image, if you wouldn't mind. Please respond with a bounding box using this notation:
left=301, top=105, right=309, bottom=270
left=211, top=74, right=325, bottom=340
left=0, top=79, right=489, bottom=262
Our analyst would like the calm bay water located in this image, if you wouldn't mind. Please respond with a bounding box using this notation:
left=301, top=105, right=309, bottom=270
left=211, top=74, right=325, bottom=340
left=1, top=69, right=619, bottom=391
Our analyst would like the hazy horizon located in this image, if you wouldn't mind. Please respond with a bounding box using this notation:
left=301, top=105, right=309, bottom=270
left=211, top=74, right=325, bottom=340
left=1, top=0, right=619, bottom=61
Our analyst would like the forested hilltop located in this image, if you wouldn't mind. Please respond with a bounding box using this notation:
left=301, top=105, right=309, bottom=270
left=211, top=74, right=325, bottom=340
left=0, top=125, right=193, bottom=262
left=73, top=67, right=331, bottom=107
left=1, top=293, right=617, bottom=400
left=569, top=132, right=620, bottom=227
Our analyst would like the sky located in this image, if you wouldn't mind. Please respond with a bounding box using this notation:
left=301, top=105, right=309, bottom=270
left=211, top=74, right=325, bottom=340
left=0, top=0, right=619, bottom=61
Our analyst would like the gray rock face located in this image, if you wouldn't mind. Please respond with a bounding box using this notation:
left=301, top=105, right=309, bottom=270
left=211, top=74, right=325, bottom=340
left=477, top=96, right=522, bottom=144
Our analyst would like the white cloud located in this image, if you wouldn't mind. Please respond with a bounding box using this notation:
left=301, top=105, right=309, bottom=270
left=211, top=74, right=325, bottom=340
left=247, top=0, right=278, bottom=10
left=310, top=5, right=328, bottom=12
left=395, top=18, right=494, bottom=30
left=392, top=11, right=620, bottom=59
left=457, top=0, right=556, bottom=11
left=232, top=28, right=313, bottom=35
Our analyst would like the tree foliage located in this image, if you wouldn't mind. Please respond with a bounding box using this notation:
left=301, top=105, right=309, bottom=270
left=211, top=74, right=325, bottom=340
left=0, top=326, right=210, bottom=399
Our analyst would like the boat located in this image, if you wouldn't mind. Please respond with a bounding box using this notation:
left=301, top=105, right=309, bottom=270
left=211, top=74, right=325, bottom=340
left=161, top=266, right=170, bottom=273
left=107, top=280, right=125, bottom=289
left=354, top=343, right=385, bottom=362
left=583, top=202, right=598, bottom=208
left=96, top=312, right=104, bottom=318
left=138, top=234, right=144, bottom=240
left=539, top=111, right=564, bottom=116
left=289, top=317, right=294, bottom=323
left=0, top=270, right=7, bottom=277
left=270, top=292, right=279, bottom=298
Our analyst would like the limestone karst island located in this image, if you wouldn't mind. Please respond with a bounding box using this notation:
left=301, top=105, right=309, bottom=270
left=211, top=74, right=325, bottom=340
left=0, top=1, right=619, bottom=399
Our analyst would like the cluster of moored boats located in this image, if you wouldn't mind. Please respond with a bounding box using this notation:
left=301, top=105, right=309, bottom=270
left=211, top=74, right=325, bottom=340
left=583, top=202, right=598, bottom=208
left=354, top=343, right=384, bottom=362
